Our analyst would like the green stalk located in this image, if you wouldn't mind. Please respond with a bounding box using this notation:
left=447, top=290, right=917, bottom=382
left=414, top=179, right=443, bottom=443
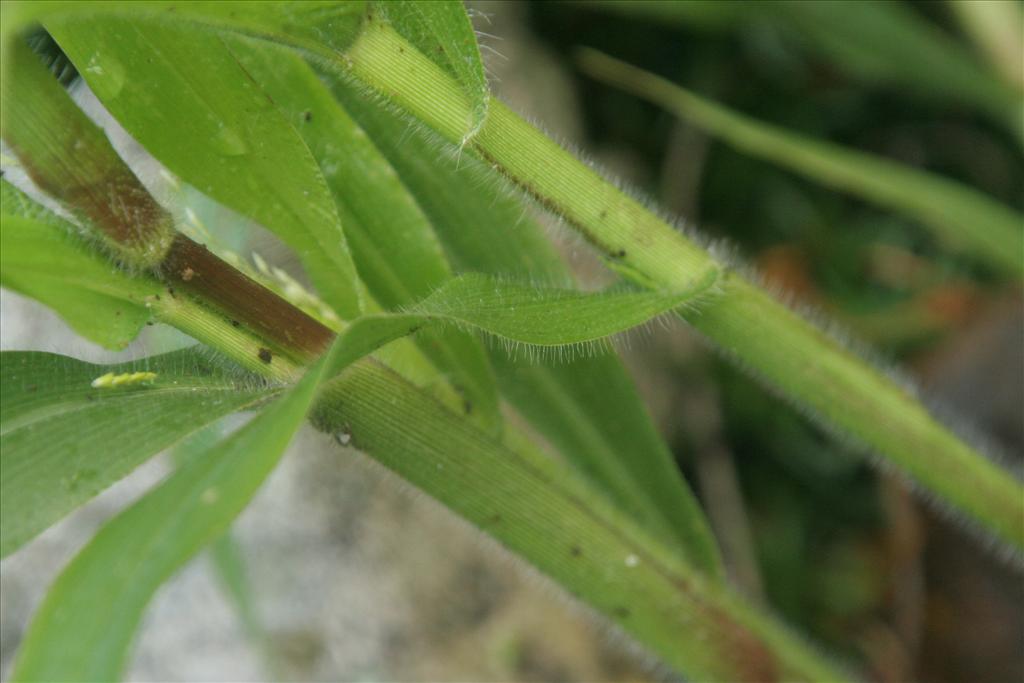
left=344, top=19, right=1024, bottom=552
left=1, top=31, right=849, bottom=677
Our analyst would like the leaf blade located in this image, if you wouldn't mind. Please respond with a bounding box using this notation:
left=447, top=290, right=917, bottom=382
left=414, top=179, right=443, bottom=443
left=0, top=349, right=274, bottom=558
left=308, top=360, right=847, bottom=682
left=1, top=182, right=160, bottom=350
left=10, top=343, right=334, bottom=682
left=223, top=36, right=502, bottom=431
left=319, top=271, right=719, bottom=379
left=578, top=0, right=1023, bottom=138
left=2, top=1, right=367, bottom=57
left=46, top=15, right=365, bottom=319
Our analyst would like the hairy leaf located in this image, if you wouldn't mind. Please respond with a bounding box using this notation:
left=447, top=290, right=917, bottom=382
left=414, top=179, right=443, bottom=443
left=5, top=266, right=710, bottom=678
left=321, top=271, right=718, bottom=378
left=0, top=349, right=274, bottom=558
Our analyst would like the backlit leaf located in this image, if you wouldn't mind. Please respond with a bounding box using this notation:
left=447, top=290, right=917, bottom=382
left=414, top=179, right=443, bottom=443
left=47, top=15, right=365, bottom=319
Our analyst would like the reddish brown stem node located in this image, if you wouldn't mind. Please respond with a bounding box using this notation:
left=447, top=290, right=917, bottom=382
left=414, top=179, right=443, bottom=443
left=161, top=234, right=334, bottom=359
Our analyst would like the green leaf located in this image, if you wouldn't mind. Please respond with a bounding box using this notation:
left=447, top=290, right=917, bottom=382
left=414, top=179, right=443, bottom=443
left=329, top=76, right=569, bottom=283
left=2, top=266, right=712, bottom=671
left=318, top=271, right=719, bottom=378
left=773, top=0, right=1022, bottom=138
left=328, top=78, right=724, bottom=574
left=0, top=349, right=275, bottom=558
left=307, top=360, right=846, bottom=682
left=577, top=48, right=1024, bottom=277
left=577, top=0, right=1023, bottom=139
left=2, top=1, right=366, bottom=56
left=10, top=343, right=334, bottom=682
left=1, top=182, right=160, bottom=350
left=375, top=0, right=490, bottom=140
left=949, top=0, right=1024, bottom=92
left=223, top=36, right=501, bottom=431
left=172, top=427, right=272, bottom=663
left=410, top=273, right=718, bottom=345
left=5, top=266, right=711, bottom=677
left=46, top=15, right=365, bottom=319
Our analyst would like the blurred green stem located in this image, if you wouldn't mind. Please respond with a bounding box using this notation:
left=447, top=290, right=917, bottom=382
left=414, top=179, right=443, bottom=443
left=577, top=48, right=1024, bottom=278
left=948, top=0, right=1024, bottom=92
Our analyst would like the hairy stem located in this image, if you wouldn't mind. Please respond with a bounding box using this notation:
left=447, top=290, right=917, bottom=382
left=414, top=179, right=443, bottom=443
left=0, top=25, right=851, bottom=680
left=344, top=20, right=1024, bottom=552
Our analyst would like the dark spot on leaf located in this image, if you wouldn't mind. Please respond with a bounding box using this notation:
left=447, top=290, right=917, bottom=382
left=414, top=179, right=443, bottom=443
left=154, top=294, right=161, bottom=301
left=303, top=110, right=312, bottom=122
left=230, top=319, right=240, bottom=328
left=613, top=606, right=630, bottom=619
left=167, top=286, right=176, bottom=298
left=488, top=513, right=502, bottom=525
left=613, top=249, right=627, bottom=259
left=569, top=545, right=582, bottom=557
left=258, top=348, right=273, bottom=364
left=463, top=399, right=473, bottom=414
left=599, top=210, right=608, bottom=219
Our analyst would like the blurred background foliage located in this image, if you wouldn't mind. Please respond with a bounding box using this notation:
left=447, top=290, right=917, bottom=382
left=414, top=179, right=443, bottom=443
left=514, top=1, right=1022, bottom=681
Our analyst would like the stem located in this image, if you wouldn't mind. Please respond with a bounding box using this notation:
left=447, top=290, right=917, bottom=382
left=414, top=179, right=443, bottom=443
left=147, top=284, right=301, bottom=382
left=161, top=234, right=333, bottom=359
left=1, top=38, right=173, bottom=266
left=344, top=20, right=1024, bottom=552
left=1, top=37, right=332, bottom=368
